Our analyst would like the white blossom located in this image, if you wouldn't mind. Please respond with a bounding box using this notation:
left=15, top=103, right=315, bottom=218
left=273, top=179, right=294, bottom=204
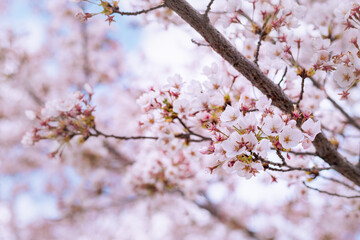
left=279, top=126, right=303, bottom=149
left=262, top=115, right=285, bottom=136
left=333, top=65, right=354, bottom=88
left=301, top=118, right=321, bottom=141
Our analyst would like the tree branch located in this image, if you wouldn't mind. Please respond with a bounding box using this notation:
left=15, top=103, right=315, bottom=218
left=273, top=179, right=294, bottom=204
left=164, top=0, right=360, bottom=186
left=175, top=117, right=212, bottom=141
left=113, top=4, right=166, bottom=16
left=254, top=152, right=331, bottom=173
left=297, top=75, right=306, bottom=105
left=204, top=0, right=215, bottom=18
left=92, top=127, right=158, bottom=140
left=303, top=181, right=360, bottom=199
left=191, top=39, right=210, bottom=47
left=91, top=122, right=211, bottom=143
left=277, top=66, right=287, bottom=86
left=318, top=175, right=360, bottom=193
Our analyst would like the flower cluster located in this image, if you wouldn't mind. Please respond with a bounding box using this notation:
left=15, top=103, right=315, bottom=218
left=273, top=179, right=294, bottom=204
left=74, top=0, right=119, bottom=25
left=332, top=51, right=360, bottom=90
left=218, top=0, right=306, bottom=30
left=206, top=97, right=320, bottom=179
left=335, top=2, right=360, bottom=30
left=22, top=90, right=95, bottom=156
left=137, top=63, right=322, bottom=180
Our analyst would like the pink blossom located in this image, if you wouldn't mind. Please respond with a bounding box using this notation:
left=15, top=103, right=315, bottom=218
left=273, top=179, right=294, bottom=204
left=220, top=105, right=240, bottom=124
left=262, top=115, right=285, bottom=136
left=173, top=98, right=189, bottom=114
left=333, top=65, right=354, bottom=88
left=24, top=110, right=36, bottom=120
left=256, top=95, right=272, bottom=110
left=234, top=161, right=263, bottom=179
left=301, top=138, right=312, bottom=149
left=279, top=126, right=303, bottom=149
left=21, top=131, right=34, bottom=146
left=254, top=139, right=271, bottom=158
left=221, top=132, right=257, bottom=158
left=221, top=132, right=246, bottom=158
left=301, top=118, right=321, bottom=141
left=236, top=112, right=257, bottom=132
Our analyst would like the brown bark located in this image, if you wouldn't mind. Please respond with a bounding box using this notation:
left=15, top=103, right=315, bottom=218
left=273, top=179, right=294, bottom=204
left=164, top=0, right=360, bottom=186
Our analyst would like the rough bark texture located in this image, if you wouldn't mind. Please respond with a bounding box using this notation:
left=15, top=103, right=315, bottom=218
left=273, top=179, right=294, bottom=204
left=164, top=0, right=360, bottom=186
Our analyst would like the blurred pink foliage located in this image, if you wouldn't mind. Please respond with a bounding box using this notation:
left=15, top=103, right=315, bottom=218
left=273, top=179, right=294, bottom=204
left=1, top=0, right=360, bottom=239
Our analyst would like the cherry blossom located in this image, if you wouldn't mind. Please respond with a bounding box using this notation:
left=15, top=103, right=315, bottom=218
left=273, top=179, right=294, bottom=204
left=3, top=0, right=360, bottom=239
left=301, top=118, right=321, bottom=141
left=333, top=65, right=355, bottom=88
left=279, top=126, right=303, bottom=149
left=220, top=105, right=240, bottom=124
left=262, top=115, right=285, bottom=136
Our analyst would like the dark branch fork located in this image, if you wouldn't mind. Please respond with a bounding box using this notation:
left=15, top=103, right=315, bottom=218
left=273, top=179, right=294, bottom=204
left=163, top=0, right=360, bottom=186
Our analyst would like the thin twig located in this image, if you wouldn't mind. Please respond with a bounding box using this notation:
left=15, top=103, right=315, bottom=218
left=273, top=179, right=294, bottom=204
left=273, top=149, right=317, bottom=156
left=204, top=0, right=215, bottom=18
left=297, top=76, right=306, bottom=105
left=92, top=128, right=158, bottom=140
left=254, top=31, right=265, bottom=66
left=92, top=119, right=212, bottom=143
left=113, top=4, right=165, bottom=16
left=318, top=175, right=360, bottom=193
left=175, top=117, right=212, bottom=141
left=277, top=66, right=287, bottom=86
left=253, top=152, right=331, bottom=173
left=287, top=150, right=317, bottom=156
left=303, top=181, right=360, bottom=199
left=326, top=93, right=360, bottom=130
left=276, top=149, right=286, bottom=165
left=191, top=39, right=210, bottom=47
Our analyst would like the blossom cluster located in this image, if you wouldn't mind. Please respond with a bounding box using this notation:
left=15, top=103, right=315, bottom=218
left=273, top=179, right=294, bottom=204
left=335, top=2, right=360, bottom=30
left=22, top=89, right=95, bottom=156
left=332, top=50, right=360, bottom=92
left=218, top=0, right=306, bottom=30
left=74, top=0, right=119, bottom=25
left=137, top=63, right=322, bottom=180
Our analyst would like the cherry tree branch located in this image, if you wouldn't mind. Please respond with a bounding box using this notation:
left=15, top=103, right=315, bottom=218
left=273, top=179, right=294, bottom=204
left=163, top=0, right=360, bottom=186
